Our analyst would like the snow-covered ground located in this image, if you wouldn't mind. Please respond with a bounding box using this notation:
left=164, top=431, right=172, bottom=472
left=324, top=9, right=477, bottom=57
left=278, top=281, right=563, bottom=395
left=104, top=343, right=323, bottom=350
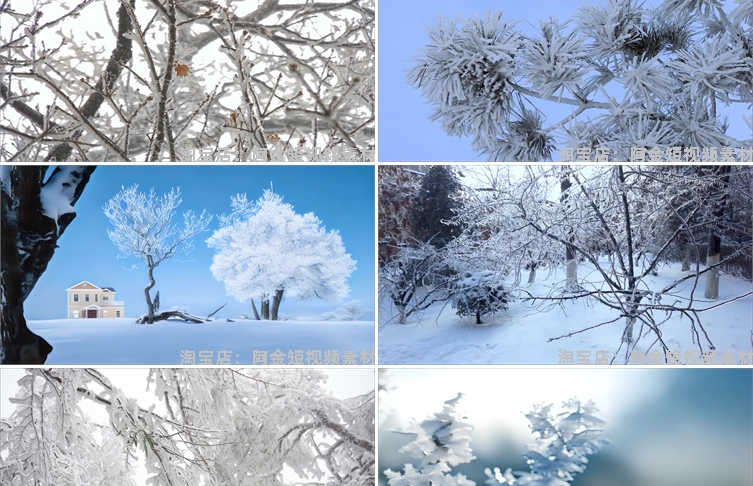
left=378, top=262, right=753, bottom=364
left=28, top=318, right=374, bottom=365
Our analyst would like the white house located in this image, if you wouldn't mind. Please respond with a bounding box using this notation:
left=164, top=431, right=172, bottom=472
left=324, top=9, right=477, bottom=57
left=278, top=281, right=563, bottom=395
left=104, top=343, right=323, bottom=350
left=66, top=281, right=125, bottom=318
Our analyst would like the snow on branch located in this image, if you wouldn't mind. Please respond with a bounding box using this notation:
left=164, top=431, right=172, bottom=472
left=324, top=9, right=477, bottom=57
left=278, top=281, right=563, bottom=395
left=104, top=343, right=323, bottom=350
left=407, top=0, right=752, bottom=160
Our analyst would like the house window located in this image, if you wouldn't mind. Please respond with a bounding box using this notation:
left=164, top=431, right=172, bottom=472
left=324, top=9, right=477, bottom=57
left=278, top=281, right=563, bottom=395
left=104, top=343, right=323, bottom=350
left=73, top=294, right=79, bottom=302
left=73, top=311, right=79, bottom=318
left=103, top=296, right=109, bottom=301
left=95, top=294, right=98, bottom=302
left=85, top=294, right=89, bottom=302
left=116, top=311, right=121, bottom=317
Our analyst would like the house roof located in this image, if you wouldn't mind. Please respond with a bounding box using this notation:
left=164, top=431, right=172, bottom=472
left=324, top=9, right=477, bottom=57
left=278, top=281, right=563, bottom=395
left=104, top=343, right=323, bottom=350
left=66, top=281, right=116, bottom=292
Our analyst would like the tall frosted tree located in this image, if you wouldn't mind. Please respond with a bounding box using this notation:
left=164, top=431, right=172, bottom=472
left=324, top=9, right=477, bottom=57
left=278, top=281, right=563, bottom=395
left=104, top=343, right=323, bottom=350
left=407, top=0, right=752, bottom=161
left=207, top=189, right=356, bottom=320
left=411, top=166, right=464, bottom=248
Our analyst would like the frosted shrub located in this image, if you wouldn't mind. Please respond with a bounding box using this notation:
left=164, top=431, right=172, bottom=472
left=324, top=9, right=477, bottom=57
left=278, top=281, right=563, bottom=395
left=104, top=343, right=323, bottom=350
left=386, top=394, right=608, bottom=486
left=452, top=271, right=509, bottom=324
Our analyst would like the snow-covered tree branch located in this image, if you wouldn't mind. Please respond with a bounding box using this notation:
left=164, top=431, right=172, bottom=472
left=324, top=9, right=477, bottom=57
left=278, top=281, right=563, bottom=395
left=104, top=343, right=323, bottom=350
left=1, top=368, right=375, bottom=486
left=407, top=0, right=752, bottom=160
left=385, top=394, right=608, bottom=486
left=1, top=0, right=374, bottom=161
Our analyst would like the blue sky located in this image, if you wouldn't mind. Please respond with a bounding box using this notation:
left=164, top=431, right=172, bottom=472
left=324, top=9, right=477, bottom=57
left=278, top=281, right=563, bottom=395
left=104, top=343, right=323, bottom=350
left=25, top=165, right=375, bottom=321
left=380, top=368, right=753, bottom=486
left=378, top=0, right=752, bottom=162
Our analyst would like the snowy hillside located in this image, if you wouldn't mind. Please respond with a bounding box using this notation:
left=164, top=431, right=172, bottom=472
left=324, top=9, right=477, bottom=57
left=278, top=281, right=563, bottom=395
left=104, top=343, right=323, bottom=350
left=28, top=318, right=374, bottom=365
left=379, top=261, right=752, bottom=365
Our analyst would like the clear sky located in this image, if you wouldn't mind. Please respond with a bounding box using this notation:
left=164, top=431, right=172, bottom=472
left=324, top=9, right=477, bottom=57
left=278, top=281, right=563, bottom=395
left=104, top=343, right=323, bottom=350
left=378, top=0, right=752, bottom=162
left=24, top=165, right=375, bottom=321
left=380, top=368, right=753, bottom=486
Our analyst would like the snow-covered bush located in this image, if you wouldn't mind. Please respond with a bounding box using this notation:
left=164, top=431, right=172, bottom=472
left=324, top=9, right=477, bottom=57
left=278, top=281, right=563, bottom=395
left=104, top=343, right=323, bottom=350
left=452, top=271, right=509, bottom=324
left=452, top=270, right=510, bottom=324
left=379, top=242, right=455, bottom=324
left=322, top=300, right=373, bottom=321
left=385, top=394, right=608, bottom=486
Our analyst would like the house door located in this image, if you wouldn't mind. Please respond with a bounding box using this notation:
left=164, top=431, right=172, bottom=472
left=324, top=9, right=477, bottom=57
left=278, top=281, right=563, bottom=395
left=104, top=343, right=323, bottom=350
left=87, top=309, right=97, bottom=318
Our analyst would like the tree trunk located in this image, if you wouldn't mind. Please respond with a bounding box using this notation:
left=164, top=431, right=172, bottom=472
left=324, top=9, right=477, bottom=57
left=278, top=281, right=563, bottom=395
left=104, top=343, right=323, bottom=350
left=681, top=235, right=691, bottom=272
left=560, top=167, right=577, bottom=292
left=1, top=166, right=95, bottom=364
left=397, top=304, right=407, bottom=324
left=143, top=256, right=158, bottom=323
left=475, top=310, right=482, bottom=325
left=261, top=295, right=270, bottom=319
left=271, top=288, right=284, bottom=320
left=250, top=299, right=261, bottom=320
left=704, top=166, right=731, bottom=299
left=527, top=262, right=537, bottom=284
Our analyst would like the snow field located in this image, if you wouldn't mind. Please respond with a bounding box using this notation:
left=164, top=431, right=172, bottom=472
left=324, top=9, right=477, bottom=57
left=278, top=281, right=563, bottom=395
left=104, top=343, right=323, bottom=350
left=379, top=261, right=752, bottom=364
left=28, top=318, right=374, bottom=365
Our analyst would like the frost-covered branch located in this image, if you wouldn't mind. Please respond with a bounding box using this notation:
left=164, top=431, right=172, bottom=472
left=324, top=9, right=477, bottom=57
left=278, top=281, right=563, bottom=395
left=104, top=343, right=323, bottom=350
left=407, top=1, right=752, bottom=160
left=386, top=394, right=608, bottom=486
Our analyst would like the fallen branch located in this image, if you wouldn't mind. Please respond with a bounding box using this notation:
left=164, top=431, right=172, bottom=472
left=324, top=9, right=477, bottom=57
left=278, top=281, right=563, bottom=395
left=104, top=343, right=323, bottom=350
left=136, top=311, right=207, bottom=324
left=206, top=303, right=227, bottom=319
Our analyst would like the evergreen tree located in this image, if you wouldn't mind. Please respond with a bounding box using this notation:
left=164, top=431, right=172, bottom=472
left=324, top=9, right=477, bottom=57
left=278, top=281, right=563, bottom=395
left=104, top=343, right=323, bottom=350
left=411, top=166, right=464, bottom=248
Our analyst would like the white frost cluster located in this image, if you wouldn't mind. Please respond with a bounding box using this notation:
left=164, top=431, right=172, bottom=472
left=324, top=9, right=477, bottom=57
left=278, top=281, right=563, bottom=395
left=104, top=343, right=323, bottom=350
left=385, top=393, right=475, bottom=486
left=207, top=188, right=356, bottom=304
left=386, top=395, right=608, bottom=486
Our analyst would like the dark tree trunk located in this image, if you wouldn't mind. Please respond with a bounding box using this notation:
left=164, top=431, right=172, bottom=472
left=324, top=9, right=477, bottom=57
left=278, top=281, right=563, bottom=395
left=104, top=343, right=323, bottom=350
left=1, top=166, right=95, bottom=363
left=261, top=296, right=270, bottom=319
left=475, top=310, right=482, bottom=325
left=250, top=299, right=261, bottom=320
left=271, top=288, right=284, bottom=320
left=142, top=256, right=158, bottom=323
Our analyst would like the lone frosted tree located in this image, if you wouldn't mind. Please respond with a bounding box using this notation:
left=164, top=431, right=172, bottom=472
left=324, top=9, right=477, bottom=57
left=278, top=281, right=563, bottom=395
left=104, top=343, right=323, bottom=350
left=407, top=0, right=752, bottom=161
left=103, top=184, right=212, bottom=323
left=207, top=189, right=356, bottom=320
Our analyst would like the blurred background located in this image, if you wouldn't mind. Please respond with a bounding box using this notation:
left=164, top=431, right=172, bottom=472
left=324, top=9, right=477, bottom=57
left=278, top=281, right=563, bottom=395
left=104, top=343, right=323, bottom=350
left=379, top=368, right=752, bottom=486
